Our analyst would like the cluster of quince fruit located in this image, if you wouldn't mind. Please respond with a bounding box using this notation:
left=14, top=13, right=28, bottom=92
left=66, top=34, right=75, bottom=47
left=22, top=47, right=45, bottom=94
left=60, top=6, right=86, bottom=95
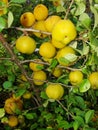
left=15, top=3, right=98, bottom=101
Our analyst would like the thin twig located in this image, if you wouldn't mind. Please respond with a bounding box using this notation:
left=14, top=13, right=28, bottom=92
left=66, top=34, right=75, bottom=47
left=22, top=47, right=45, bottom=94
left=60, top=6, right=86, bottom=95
left=64, top=0, right=74, bottom=19
left=56, top=100, right=74, bottom=118
left=0, top=33, right=41, bottom=106
left=14, top=27, right=51, bottom=35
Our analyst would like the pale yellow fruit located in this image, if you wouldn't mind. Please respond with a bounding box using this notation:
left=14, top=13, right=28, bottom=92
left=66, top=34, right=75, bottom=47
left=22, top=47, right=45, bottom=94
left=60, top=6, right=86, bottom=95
left=46, top=83, right=64, bottom=100
left=20, top=12, right=35, bottom=27
left=8, top=116, right=18, bottom=127
left=33, top=4, right=48, bottom=20
left=23, top=91, right=32, bottom=99
left=16, top=36, right=36, bottom=54
left=52, top=67, right=62, bottom=77
left=56, top=46, right=75, bottom=66
left=52, top=39, right=65, bottom=49
left=52, top=19, right=77, bottom=45
left=89, top=72, right=98, bottom=89
left=33, top=20, right=48, bottom=38
left=53, top=0, right=64, bottom=6
left=29, top=59, right=44, bottom=71
left=39, top=42, right=56, bottom=58
left=69, top=70, right=83, bottom=86
left=20, top=74, right=27, bottom=82
left=32, top=70, right=47, bottom=85
left=45, top=15, right=61, bottom=32
left=0, top=0, right=8, bottom=16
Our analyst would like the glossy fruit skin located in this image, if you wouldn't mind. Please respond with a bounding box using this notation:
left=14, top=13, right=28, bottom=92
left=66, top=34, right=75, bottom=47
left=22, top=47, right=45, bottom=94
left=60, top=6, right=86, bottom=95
left=56, top=46, right=75, bottom=66
left=45, top=15, right=61, bottom=32
left=20, top=12, right=35, bottom=27
left=52, top=39, right=65, bottom=49
left=29, top=59, right=44, bottom=71
left=89, top=72, right=98, bottom=89
left=8, top=116, right=18, bottom=127
left=69, top=70, right=83, bottom=86
left=32, top=70, right=47, bottom=85
left=46, top=83, right=64, bottom=100
left=33, top=20, right=48, bottom=38
left=33, top=4, right=48, bottom=20
left=52, top=19, right=77, bottom=45
left=39, top=42, right=56, bottom=58
left=16, top=36, right=36, bottom=54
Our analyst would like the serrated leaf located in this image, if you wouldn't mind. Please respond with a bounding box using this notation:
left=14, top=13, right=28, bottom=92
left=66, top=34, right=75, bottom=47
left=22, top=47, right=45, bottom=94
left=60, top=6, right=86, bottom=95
left=8, top=11, right=14, bottom=27
left=0, top=17, right=6, bottom=32
left=85, top=110, right=94, bottom=124
left=79, top=79, right=91, bottom=93
left=10, top=0, right=26, bottom=3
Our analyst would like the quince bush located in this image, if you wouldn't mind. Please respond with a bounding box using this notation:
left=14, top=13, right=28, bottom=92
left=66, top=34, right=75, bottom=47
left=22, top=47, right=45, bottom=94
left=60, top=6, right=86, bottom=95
left=0, top=0, right=98, bottom=130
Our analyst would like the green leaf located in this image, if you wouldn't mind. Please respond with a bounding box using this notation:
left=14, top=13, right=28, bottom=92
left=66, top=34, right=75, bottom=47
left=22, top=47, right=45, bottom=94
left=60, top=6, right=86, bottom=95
left=10, top=0, right=26, bottom=3
left=75, top=2, right=86, bottom=16
left=59, top=57, right=70, bottom=65
left=79, top=79, right=91, bottom=93
left=0, top=108, right=5, bottom=118
left=40, top=91, right=48, bottom=99
left=85, top=110, right=94, bottom=124
left=15, top=88, right=26, bottom=97
left=58, top=120, right=70, bottom=129
left=79, top=13, right=91, bottom=29
left=73, top=116, right=84, bottom=126
left=75, top=96, right=86, bottom=109
left=73, top=121, right=79, bottom=130
left=65, top=54, right=77, bottom=62
left=90, top=5, right=98, bottom=29
left=8, top=74, right=15, bottom=82
left=0, top=17, right=6, bottom=32
left=49, top=59, right=58, bottom=69
left=8, top=11, right=14, bottom=27
left=3, top=81, right=13, bottom=89
left=56, top=6, right=66, bottom=13
left=25, top=113, right=36, bottom=120
left=82, top=43, right=90, bottom=55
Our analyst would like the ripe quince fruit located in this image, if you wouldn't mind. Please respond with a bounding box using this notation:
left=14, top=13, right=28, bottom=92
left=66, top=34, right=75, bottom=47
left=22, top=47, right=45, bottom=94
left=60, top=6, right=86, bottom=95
left=52, top=19, right=77, bottom=45
left=20, top=12, right=35, bottom=27
left=46, top=83, right=64, bottom=100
